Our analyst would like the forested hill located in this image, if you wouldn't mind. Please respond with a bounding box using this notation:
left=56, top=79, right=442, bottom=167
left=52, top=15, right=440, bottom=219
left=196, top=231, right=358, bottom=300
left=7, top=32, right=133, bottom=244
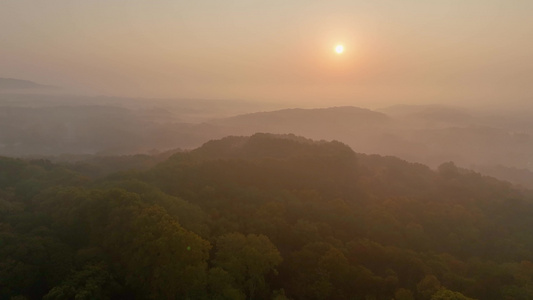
left=210, top=107, right=390, bottom=133
left=2, top=133, right=533, bottom=300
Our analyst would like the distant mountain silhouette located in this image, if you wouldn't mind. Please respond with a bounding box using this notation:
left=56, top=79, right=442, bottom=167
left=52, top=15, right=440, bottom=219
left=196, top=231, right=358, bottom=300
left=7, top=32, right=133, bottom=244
left=209, top=106, right=391, bottom=138
left=0, top=77, right=58, bottom=90
left=213, top=106, right=389, bottom=127
left=204, top=106, right=395, bottom=156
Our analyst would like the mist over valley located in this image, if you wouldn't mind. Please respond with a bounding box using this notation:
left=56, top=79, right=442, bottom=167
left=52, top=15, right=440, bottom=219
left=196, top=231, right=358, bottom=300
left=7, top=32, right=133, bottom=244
left=3, top=1, right=533, bottom=299
left=2, top=87, right=532, bottom=188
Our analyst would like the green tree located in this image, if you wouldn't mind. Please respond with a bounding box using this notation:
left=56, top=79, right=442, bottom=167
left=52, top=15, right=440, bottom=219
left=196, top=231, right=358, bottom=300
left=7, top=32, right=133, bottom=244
left=417, top=275, right=441, bottom=299
left=214, top=233, right=282, bottom=299
left=207, top=267, right=246, bottom=300
left=430, top=288, right=475, bottom=300
left=395, top=288, right=414, bottom=300
left=43, top=263, right=120, bottom=300
left=91, top=189, right=212, bottom=299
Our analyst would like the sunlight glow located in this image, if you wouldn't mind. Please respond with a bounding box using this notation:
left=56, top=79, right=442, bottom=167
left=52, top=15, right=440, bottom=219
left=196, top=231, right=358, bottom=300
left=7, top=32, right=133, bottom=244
left=335, top=45, right=344, bottom=54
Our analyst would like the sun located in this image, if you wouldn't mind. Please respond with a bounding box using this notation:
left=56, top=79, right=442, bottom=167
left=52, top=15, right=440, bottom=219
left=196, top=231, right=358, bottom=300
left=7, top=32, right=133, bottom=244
left=335, top=44, right=344, bottom=54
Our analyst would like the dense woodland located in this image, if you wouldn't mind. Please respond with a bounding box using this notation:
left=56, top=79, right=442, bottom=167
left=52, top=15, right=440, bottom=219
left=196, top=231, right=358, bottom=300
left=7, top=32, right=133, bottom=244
left=2, top=133, right=533, bottom=299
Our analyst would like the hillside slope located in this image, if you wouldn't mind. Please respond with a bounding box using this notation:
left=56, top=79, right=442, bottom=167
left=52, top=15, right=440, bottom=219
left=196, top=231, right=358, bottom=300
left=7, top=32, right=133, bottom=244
left=2, top=134, right=533, bottom=299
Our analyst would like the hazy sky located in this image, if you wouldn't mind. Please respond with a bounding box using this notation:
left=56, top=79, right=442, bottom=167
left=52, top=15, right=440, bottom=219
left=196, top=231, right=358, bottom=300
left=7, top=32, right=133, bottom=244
left=1, top=0, right=532, bottom=107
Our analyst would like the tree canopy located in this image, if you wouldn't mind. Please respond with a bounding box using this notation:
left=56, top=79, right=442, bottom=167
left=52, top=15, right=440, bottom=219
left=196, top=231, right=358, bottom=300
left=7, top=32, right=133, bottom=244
left=2, top=133, right=533, bottom=299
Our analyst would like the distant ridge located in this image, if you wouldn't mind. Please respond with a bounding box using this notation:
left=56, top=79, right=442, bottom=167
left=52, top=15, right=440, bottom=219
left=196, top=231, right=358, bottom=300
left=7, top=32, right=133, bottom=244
left=212, top=106, right=390, bottom=127
left=0, top=77, right=58, bottom=90
left=204, top=106, right=392, bottom=155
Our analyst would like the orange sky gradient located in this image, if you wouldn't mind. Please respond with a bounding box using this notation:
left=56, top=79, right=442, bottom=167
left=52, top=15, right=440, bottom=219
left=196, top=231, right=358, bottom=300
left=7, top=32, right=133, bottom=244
left=1, top=0, right=532, bottom=108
